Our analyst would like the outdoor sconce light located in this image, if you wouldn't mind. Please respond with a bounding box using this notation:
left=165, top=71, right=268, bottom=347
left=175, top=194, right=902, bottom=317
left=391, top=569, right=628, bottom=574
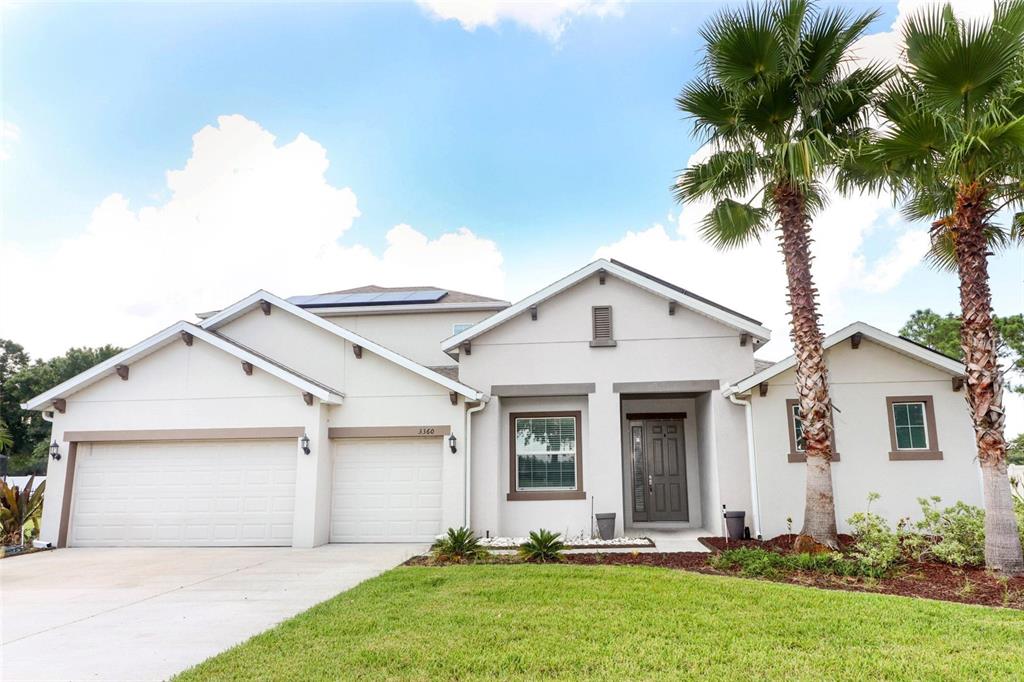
left=300, top=433, right=311, bottom=455
left=49, top=441, right=62, bottom=461
left=448, top=434, right=457, bottom=454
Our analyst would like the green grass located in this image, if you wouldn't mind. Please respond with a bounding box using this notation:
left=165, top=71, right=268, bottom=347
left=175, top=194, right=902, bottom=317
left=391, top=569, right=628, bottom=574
left=176, top=565, right=1024, bottom=681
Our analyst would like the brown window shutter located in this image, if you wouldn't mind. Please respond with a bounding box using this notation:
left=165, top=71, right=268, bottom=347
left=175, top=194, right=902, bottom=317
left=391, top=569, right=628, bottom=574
left=591, top=306, right=614, bottom=347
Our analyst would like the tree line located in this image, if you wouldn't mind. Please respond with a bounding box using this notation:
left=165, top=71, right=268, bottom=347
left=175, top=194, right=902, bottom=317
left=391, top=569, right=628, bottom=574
left=0, top=340, right=122, bottom=476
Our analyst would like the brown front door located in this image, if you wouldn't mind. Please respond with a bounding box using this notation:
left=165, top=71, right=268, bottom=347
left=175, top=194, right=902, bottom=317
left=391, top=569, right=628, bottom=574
left=629, top=417, right=687, bottom=522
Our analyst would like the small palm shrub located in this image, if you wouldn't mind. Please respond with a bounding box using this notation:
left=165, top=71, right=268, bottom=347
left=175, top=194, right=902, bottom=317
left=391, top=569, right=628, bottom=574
left=518, top=529, right=565, bottom=563
left=907, top=497, right=986, bottom=568
left=847, top=493, right=902, bottom=577
left=0, top=476, right=45, bottom=546
left=431, top=527, right=487, bottom=563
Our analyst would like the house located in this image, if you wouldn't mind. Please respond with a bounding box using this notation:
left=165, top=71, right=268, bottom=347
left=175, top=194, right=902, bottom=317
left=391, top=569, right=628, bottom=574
left=24, top=259, right=981, bottom=548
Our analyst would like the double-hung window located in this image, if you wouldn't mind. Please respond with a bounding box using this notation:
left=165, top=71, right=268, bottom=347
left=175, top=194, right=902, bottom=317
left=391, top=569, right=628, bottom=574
left=785, top=399, right=839, bottom=463
left=508, top=412, right=585, bottom=500
left=886, top=396, right=942, bottom=460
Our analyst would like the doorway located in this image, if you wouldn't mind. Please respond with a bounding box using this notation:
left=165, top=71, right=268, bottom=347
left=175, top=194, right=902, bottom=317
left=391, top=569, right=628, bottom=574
left=627, top=414, right=688, bottom=522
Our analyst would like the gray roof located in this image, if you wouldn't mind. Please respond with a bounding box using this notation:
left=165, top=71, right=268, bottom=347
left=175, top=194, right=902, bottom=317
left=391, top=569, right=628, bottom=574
left=427, top=366, right=460, bottom=382
left=312, top=285, right=508, bottom=306
left=754, top=358, right=776, bottom=373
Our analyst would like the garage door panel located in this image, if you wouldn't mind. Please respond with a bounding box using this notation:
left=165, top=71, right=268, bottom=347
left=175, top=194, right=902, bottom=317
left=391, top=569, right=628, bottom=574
left=330, top=438, right=443, bottom=543
left=70, top=440, right=297, bottom=547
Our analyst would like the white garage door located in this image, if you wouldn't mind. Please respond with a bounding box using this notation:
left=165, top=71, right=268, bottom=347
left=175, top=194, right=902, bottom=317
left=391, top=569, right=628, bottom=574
left=70, top=439, right=297, bottom=547
left=330, top=437, right=443, bottom=543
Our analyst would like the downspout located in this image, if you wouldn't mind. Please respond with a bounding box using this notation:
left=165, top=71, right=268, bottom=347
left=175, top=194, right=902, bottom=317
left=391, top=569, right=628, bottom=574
left=464, top=397, right=488, bottom=529
left=727, top=388, right=762, bottom=539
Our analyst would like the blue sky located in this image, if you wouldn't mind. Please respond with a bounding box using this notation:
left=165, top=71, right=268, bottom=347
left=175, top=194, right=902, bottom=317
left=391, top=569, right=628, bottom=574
left=1, top=0, right=1021, bottom=431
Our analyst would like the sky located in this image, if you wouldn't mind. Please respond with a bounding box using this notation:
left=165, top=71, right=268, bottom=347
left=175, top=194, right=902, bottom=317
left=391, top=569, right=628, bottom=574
left=0, top=0, right=1021, bottom=430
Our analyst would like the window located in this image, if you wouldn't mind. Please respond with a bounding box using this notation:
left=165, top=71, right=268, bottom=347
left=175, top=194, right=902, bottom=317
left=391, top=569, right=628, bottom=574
left=886, top=395, right=942, bottom=460
left=507, top=411, right=585, bottom=500
left=590, top=306, right=616, bottom=347
left=452, top=323, right=473, bottom=335
left=785, top=399, right=839, bottom=463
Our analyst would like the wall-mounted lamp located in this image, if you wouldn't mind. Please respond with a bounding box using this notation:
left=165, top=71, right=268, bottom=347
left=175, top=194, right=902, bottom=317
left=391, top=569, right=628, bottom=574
left=300, top=433, right=311, bottom=455
left=448, top=434, right=457, bottom=454
left=49, top=440, right=62, bottom=461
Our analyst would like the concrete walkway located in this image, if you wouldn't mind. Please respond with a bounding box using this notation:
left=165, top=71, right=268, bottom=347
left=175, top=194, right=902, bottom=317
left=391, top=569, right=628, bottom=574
left=1, top=544, right=424, bottom=681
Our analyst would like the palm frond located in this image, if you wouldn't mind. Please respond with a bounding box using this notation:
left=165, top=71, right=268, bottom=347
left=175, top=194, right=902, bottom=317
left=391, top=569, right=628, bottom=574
left=903, top=1, right=1024, bottom=113
left=702, top=3, right=784, bottom=87
left=698, top=198, right=771, bottom=248
left=676, top=79, right=740, bottom=143
left=674, top=150, right=763, bottom=204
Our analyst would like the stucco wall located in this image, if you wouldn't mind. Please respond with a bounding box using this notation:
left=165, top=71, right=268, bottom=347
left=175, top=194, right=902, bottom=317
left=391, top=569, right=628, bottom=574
left=41, top=315, right=470, bottom=548
left=750, top=338, right=981, bottom=538
left=461, top=272, right=757, bottom=538
left=321, top=309, right=496, bottom=368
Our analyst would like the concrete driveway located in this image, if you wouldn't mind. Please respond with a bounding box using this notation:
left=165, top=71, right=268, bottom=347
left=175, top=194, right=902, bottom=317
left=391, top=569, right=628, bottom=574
left=1, top=544, right=425, bottom=681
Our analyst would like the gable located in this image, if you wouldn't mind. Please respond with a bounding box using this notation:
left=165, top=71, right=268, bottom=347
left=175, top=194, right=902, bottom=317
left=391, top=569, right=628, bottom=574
left=468, top=274, right=746, bottom=347
left=199, top=291, right=482, bottom=399
left=216, top=307, right=455, bottom=399
left=442, top=259, right=770, bottom=353
left=21, top=321, right=341, bottom=411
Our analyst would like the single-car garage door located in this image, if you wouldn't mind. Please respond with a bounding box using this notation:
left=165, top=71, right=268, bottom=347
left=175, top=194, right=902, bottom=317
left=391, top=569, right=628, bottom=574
left=330, top=437, right=443, bottom=542
left=70, top=439, right=297, bottom=547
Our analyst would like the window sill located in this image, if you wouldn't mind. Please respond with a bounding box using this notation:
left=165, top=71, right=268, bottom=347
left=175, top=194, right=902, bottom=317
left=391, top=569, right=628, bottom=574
left=889, top=450, right=943, bottom=461
left=507, top=491, right=587, bottom=501
left=589, top=339, right=617, bottom=348
left=788, top=452, right=840, bottom=463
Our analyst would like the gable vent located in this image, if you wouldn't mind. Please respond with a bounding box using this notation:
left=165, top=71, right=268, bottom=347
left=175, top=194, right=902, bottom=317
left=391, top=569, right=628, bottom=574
left=590, top=306, right=616, bottom=347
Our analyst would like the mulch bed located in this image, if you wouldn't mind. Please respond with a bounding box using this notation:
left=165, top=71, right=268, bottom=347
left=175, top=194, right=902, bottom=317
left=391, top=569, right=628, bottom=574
left=407, top=534, right=1024, bottom=610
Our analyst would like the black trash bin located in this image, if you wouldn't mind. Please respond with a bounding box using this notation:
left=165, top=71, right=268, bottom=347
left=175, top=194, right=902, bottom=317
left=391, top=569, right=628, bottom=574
left=595, top=513, right=616, bottom=540
left=724, top=511, right=746, bottom=540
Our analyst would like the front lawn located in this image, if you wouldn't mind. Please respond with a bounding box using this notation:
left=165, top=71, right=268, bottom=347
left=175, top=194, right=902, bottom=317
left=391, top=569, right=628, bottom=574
left=177, top=565, right=1024, bottom=681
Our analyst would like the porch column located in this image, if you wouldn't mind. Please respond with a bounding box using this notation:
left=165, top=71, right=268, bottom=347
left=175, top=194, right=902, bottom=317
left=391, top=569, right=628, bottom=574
left=587, top=383, right=624, bottom=535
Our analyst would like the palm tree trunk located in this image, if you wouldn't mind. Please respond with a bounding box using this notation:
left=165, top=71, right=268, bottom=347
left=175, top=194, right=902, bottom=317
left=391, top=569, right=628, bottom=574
left=774, top=182, right=839, bottom=551
left=952, top=182, right=1023, bottom=575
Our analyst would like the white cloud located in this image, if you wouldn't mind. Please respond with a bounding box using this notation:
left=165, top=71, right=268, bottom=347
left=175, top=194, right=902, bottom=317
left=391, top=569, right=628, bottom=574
left=416, top=0, right=623, bottom=41
left=594, top=184, right=906, bottom=348
left=0, top=115, right=505, bottom=358
left=1, top=120, right=20, bottom=161
left=851, top=0, right=995, bottom=65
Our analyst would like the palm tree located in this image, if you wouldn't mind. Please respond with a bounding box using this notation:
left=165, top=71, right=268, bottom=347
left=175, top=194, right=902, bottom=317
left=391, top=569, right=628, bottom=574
left=675, top=0, right=887, bottom=549
left=840, top=1, right=1024, bottom=574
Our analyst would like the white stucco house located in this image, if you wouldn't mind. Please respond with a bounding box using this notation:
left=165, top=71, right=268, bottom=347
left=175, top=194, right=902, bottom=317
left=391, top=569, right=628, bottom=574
left=24, top=259, right=981, bottom=548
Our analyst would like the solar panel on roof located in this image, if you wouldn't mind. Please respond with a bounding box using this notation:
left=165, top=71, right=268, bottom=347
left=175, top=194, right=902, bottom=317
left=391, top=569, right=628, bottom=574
left=288, top=289, right=449, bottom=308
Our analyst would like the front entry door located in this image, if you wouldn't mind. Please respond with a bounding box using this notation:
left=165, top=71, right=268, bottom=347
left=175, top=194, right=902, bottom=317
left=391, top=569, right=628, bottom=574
left=629, top=417, right=687, bottom=522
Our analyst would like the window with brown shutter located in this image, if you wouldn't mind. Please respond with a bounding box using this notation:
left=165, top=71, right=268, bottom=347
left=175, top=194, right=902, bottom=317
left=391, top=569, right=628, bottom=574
left=590, top=305, right=616, bottom=347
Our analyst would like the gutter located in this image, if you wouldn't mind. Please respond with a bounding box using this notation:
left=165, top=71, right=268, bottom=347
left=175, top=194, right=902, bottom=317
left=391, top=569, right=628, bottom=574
left=464, top=398, right=488, bottom=528
left=725, top=386, right=763, bottom=539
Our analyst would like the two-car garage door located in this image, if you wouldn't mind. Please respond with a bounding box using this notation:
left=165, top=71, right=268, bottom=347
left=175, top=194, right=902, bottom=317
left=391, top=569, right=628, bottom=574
left=68, top=436, right=444, bottom=546
left=70, top=440, right=297, bottom=547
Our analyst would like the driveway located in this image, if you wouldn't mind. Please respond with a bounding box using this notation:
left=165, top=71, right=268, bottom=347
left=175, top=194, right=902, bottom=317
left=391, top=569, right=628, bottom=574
left=1, top=544, right=425, bottom=681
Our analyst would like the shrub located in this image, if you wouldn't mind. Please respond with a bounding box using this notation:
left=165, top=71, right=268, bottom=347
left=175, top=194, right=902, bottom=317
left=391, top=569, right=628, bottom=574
left=910, top=497, right=986, bottom=567
left=518, top=529, right=565, bottom=563
left=709, top=547, right=861, bottom=579
left=846, top=493, right=903, bottom=577
left=431, top=527, right=488, bottom=563
left=0, top=476, right=45, bottom=546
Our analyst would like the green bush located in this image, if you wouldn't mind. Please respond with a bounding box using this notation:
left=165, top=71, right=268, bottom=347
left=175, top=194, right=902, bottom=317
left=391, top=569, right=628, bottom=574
left=518, top=529, right=566, bottom=563
left=846, top=493, right=903, bottom=577
left=909, top=497, right=986, bottom=567
left=709, top=547, right=862, bottom=579
left=431, top=527, right=488, bottom=563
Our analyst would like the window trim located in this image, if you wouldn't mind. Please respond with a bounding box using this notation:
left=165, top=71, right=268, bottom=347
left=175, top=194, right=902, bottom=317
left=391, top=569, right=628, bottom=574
left=886, top=395, right=942, bottom=460
left=507, top=411, right=586, bottom=501
left=785, top=399, right=839, bottom=463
